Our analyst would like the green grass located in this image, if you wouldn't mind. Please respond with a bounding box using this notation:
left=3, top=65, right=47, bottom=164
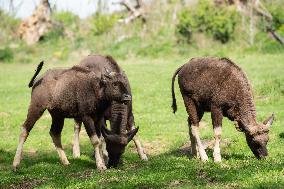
left=0, top=53, right=284, bottom=188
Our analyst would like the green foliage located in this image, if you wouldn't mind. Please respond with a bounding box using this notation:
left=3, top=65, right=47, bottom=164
left=90, top=13, right=117, bottom=36
left=268, top=4, right=284, bottom=31
left=175, top=10, right=193, bottom=43
left=0, top=10, right=20, bottom=31
left=0, top=47, right=14, bottom=62
left=0, top=10, right=20, bottom=44
left=176, top=0, right=238, bottom=43
left=52, top=11, right=80, bottom=27
left=41, top=24, right=65, bottom=42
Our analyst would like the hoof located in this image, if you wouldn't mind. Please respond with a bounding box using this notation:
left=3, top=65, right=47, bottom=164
left=200, top=156, right=209, bottom=162
left=12, top=165, right=18, bottom=172
left=73, top=153, right=80, bottom=158
left=62, top=160, right=70, bottom=166
left=214, top=157, right=222, bottom=163
left=98, top=165, right=107, bottom=172
left=140, top=154, right=148, bottom=161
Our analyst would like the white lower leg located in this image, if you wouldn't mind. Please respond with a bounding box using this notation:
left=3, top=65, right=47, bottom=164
left=100, top=138, right=109, bottom=164
left=13, top=128, right=28, bottom=169
left=51, top=134, right=69, bottom=165
left=73, top=122, right=81, bottom=158
left=191, top=125, right=208, bottom=161
left=90, top=135, right=106, bottom=171
left=56, top=148, right=70, bottom=165
left=213, top=127, right=222, bottom=162
left=189, top=129, right=199, bottom=158
left=133, top=136, right=148, bottom=161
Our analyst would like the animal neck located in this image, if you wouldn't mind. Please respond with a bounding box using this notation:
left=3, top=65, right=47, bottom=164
left=235, top=87, right=257, bottom=128
left=110, top=101, right=128, bottom=135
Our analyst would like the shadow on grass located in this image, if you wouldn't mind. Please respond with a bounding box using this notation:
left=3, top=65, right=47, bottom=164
left=1, top=142, right=284, bottom=189
left=0, top=148, right=98, bottom=188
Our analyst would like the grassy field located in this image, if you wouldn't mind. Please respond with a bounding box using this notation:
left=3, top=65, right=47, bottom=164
left=0, top=52, right=284, bottom=188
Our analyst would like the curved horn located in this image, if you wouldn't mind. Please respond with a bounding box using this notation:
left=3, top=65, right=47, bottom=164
left=127, top=127, right=139, bottom=142
left=101, top=126, right=111, bottom=137
left=101, top=126, right=121, bottom=143
left=263, top=113, right=275, bottom=127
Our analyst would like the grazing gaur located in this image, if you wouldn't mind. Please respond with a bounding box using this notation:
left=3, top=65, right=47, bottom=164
left=72, top=55, right=148, bottom=167
left=13, top=61, right=137, bottom=171
left=171, top=57, right=274, bottom=162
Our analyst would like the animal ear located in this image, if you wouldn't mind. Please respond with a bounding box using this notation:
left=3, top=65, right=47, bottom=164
left=263, top=113, right=275, bottom=127
left=127, top=127, right=139, bottom=142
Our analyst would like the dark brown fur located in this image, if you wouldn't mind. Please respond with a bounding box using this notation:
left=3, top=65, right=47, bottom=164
left=172, top=57, right=274, bottom=159
left=76, top=54, right=142, bottom=167
left=13, top=61, right=132, bottom=170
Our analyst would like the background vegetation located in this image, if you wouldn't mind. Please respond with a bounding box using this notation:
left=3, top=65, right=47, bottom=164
left=0, top=0, right=284, bottom=188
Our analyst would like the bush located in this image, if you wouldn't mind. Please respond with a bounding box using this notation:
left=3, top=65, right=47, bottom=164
left=176, top=0, right=238, bottom=43
left=175, top=10, right=194, bottom=43
left=41, top=24, right=65, bottom=42
left=268, top=4, right=284, bottom=31
left=90, top=13, right=117, bottom=36
left=52, top=11, right=80, bottom=28
left=0, top=10, right=20, bottom=43
left=0, top=48, right=14, bottom=62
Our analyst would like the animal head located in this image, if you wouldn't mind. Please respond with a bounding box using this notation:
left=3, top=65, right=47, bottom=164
left=243, top=113, right=274, bottom=159
left=101, top=69, right=131, bottom=103
left=101, top=126, right=139, bottom=167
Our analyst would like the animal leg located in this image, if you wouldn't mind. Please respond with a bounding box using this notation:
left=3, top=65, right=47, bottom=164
left=183, top=96, right=208, bottom=161
left=49, top=115, right=69, bottom=166
left=73, top=120, right=82, bottom=158
left=83, top=116, right=106, bottom=171
left=211, top=106, right=223, bottom=163
left=130, top=125, right=148, bottom=161
left=13, top=104, right=45, bottom=171
left=188, top=119, right=199, bottom=158
left=190, top=124, right=208, bottom=161
left=100, top=137, right=109, bottom=165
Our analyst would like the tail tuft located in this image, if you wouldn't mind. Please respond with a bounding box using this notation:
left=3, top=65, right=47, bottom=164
left=172, top=100, right=177, bottom=114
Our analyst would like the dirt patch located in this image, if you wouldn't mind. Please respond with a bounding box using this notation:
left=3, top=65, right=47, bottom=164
left=179, top=138, right=231, bottom=156
left=199, top=121, right=208, bottom=128
left=26, top=149, right=38, bottom=157
left=168, top=180, right=185, bottom=187
left=135, top=140, right=168, bottom=156
left=41, top=114, right=51, bottom=120
left=37, top=125, right=49, bottom=131
left=0, top=112, right=9, bottom=117
left=8, top=178, right=47, bottom=189
left=69, top=170, right=93, bottom=179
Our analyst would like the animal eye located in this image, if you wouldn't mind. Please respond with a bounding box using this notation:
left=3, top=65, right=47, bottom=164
left=113, top=82, right=118, bottom=87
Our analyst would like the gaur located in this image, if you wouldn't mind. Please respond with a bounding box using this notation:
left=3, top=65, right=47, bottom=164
left=72, top=55, right=148, bottom=167
left=13, top=61, right=138, bottom=171
left=171, top=57, right=274, bottom=162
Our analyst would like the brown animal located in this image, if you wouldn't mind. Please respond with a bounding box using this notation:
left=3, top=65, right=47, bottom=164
left=13, top=61, right=137, bottom=171
left=72, top=55, right=148, bottom=167
left=171, top=57, right=274, bottom=162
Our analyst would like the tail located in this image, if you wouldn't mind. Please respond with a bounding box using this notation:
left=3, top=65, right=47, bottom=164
left=171, top=65, right=184, bottom=114
left=28, top=61, right=44, bottom=88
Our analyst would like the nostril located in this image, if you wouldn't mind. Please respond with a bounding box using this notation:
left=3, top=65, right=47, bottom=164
left=122, top=94, right=131, bottom=101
